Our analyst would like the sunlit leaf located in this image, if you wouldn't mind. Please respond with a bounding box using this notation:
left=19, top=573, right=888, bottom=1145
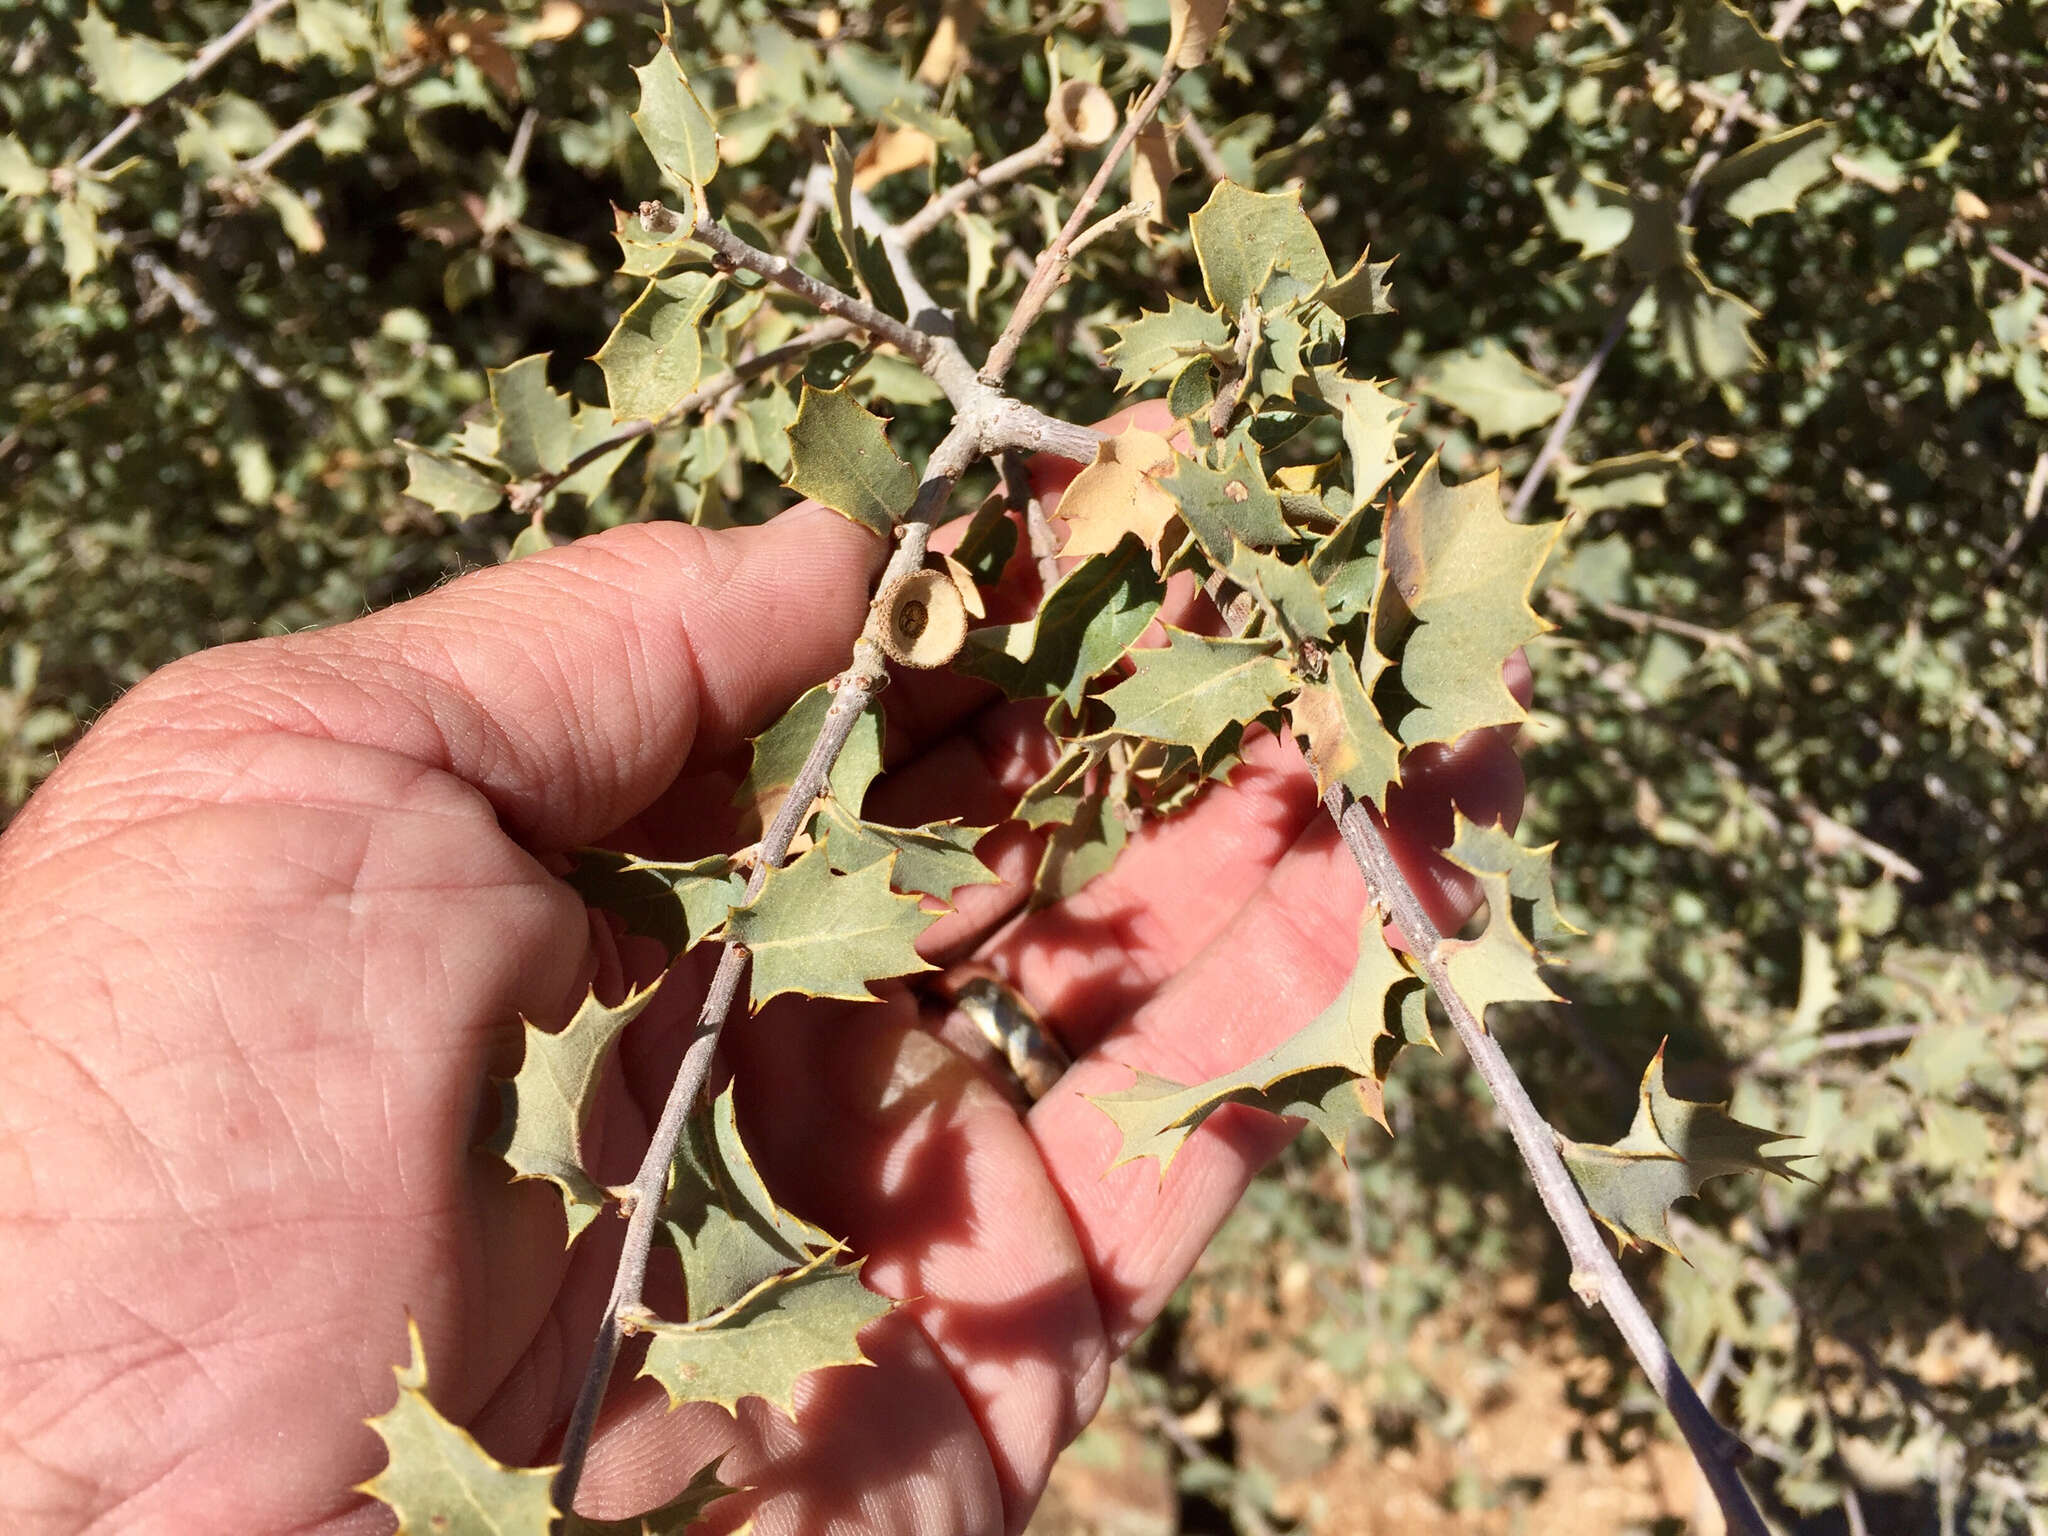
left=401, top=443, right=503, bottom=519
left=1376, top=456, right=1557, bottom=747
left=359, top=1319, right=558, bottom=1535
left=77, top=3, right=186, bottom=107
left=633, top=23, right=720, bottom=192
left=1104, top=298, right=1232, bottom=391
left=566, top=849, right=743, bottom=962
left=597, top=272, right=724, bottom=424
left=1708, top=121, right=1839, bottom=224
left=1092, top=912, right=1422, bottom=1172
left=1559, top=1047, right=1803, bottom=1255
left=783, top=384, right=915, bottom=536
left=956, top=535, right=1164, bottom=707
left=1160, top=443, right=1295, bottom=562
left=1188, top=182, right=1334, bottom=315
left=732, top=681, right=884, bottom=837
left=488, top=355, right=575, bottom=479
left=638, top=1250, right=892, bottom=1418
left=1100, top=626, right=1293, bottom=752
left=1418, top=340, right=1563, bottom=440
left=1054, top=427, right=1181, bottom=561
left=492, top=985, right=662, bottom=1240
left=725, top=845, right=936, bottom=1006
left=819, top=804, right=999, bottom=901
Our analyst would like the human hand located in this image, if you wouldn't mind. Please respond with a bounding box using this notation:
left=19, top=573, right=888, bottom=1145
left=0, top=409, right=1523, bottom=1536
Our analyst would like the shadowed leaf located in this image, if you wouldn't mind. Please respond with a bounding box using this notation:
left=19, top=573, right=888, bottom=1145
left=784, top=384, right=915, bottom=535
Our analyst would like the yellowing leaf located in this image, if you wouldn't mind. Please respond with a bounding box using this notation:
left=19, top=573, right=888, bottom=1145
left=632, top=24, right=720, bottom=192
left=725, top=845, right=936, bottom=1006
left=1377, top=456, right=1558, bottom=747
left=77, top=3, right=186, bottom=107
left=1055, top=427, right=1180, bottom=560
left=853, top=121, right=936, bottom=189
left=955, top=536, right=1164, bottom=707
left=660, top=1087, right=834, bottom=1317
left=1708, top=121, right=1839, bottom=224
left=1188, top=182, right=1333, bottom=315
left=597, top=272, right=723, bottom=423
left=1558, top=1047, right=1803, bottom=1255
left=492, top=985, right=662, bottom=1240
left=359, top=1319, right=559, bottom=1535
left=1100, top=626, right=1293, bottom=752
left=1418, top=339, right=1563, bottom=440
left=1166, top=0, right=1232, bottom=70
left=0, top=136, right=50, bottom=200
left=1130, top=120, right=1177, bottom=239
left=639, top=1249, right=893, bottom=1418
left=783, top=384, right=915, bottom=536
left=1092, top=912, right=1423, bottom=1172
left=1289, top=647, right=1400, bottom=810
left=1104, top=298, right=1231, bottom=391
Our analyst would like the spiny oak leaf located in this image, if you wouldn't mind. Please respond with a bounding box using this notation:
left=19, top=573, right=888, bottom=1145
left=487, top=355, right=575, bottom=480
left=1558, top=1046, right=1803, bottom=1256
left=1188, top=181, right=1334, bottom=315
left=1099, top=626, right=1293, bottom=753
left=1306, top=369, right=1408, bottom=512
left=733, top=681, right=885, bottom=837
left=1376, top=455, right=1558, bottom=748
left=1053, top=426, right=1181, bottom=561
left=724, top=845, right=936, bottom=1007
left=955, top=535, right=1165, bottom=708
left=1092, top=912, right=1425, bottom=1173
left=661, top=1086, right=834, bottom=1317
left=493, top=984, right=662, bottom=1241
left=819, top=803, right=1000, bottom=902
left=77, top=3, right=187, bottom=108
left=1706, top=121, right=1839, bottom=225
left=1288, top=644, right=1400, bottom=811
left=1315, top=248, right=1397, bottom=320
left=1160, top=444, right=1294, bottom=563
left=566, top=849, right=743, bottom=963
left=1228, top=542, right=1333, bottom=644
left=632, top=23, right=720, bottom=193
left=401, top=443, right=502, bottom=520
left=1103, top=298, right=1231, bottom=391
left=638, top=1249, right=893, bottom=1419
left=597, top=272, right=724, bottom=424
left=1441, top=814, right=1583, bottom=958
left=1437, top=869, right=1561, bottom=1027
left=783, top=384, right=916, bottom=536
left=561, top=1459, right=736, bottom=1536
left=1417, top=340, right=1563, bottom=441
left=358, top=1319, right=559, bottom=1535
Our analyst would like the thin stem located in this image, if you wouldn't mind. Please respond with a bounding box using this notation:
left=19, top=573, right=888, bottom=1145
left=897, top=132, right=1064, bottom=246
left=683, top=209, right=935, bottom=364
left=1322, top=786, right=1767, bottom=1536
left=1987, top=240, right=2048, bottom=290
left=131, top=250, right=320, bottom=419
left=74, top=0, right=295, bottom=174
left=979, top=64, right=1184, bottom=387
left=1004, top=451, right=1063, bottom=594
left=235, top=62, right=426, bottom=182
left=516, top=319, right=855, bottom=508
left=1504, top=0, right=1809, bottom=521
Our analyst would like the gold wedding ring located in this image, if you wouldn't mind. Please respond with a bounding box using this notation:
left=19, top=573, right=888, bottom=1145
left=934, top=971, right=1072, bottom=1107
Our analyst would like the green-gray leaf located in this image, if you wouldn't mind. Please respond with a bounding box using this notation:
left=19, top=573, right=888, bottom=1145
left=820, top=805, right=999, bottom=902
left=1160, top=445, right=1295, bottom=562
left=725, top=846, right=936, bottom=1006
left=491, top=985, right=661, bottom=1240
left=487, top=355, right=575, bottom=479
left=401, top=443, right=503, bottom=519
left=597, top=273, right=724, bottom=424
left=1104, top=298, right=1232, bottom=391
left=78, top=3, right=186, bottom=107
left=733, top=681, right=884, bottom=835
left=1418, top=340, right=1563, bottom=440
left=783, top=384, right=915, bottom=535
left=1189, top=182, right=1334, bottom=315
left=955, top=535, right=1165, bottom=708
left=638, top=1250, right=893, bottom=1418
left=1100, top=627, right=1294, bottom=752
left=566, top=849, right=743, bottom=962
left=1707, top=122, right=1839, bottom=224
left=632, top=30, right=720, bottom=191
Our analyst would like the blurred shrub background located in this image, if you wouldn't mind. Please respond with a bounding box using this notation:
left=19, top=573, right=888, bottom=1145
left=4, top=0, right=2044, bottom=1528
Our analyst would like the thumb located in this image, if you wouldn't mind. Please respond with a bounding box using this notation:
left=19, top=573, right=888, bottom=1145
left=94, top=506, right=886, bottom=850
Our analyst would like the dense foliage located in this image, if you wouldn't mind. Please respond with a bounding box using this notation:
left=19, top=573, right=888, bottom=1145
left=5, top=0, right=2045, bottom=1530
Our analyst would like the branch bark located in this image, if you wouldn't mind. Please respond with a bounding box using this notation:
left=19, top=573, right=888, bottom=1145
left=74, top=0, right=296, bottom=175
left=1321, top=786, right=1767, bottom=1536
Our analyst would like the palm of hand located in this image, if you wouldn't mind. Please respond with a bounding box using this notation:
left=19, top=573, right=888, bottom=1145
left=0, top=469, right=1520, bottom=1535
